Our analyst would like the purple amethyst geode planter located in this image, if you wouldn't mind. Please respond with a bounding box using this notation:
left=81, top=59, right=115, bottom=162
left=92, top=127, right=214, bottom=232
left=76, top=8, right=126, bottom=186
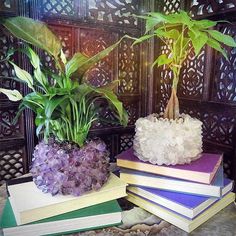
left=30, top=138, right=110, bottom=196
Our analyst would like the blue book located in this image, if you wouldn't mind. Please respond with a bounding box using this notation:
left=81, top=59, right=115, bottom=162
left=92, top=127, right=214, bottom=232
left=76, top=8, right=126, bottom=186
left=127, top=178, right=233, bottom=219
left=120, top=164, right=226, bottom=197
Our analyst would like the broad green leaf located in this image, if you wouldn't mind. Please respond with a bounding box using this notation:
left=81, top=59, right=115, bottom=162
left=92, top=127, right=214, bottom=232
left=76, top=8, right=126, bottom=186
left=60, top=49, right=67, bottom=64
left=207, top=30, right=236, bottom=47
left=45, top=96, right=69, bottom=118
left=2, top=17, right=62, bottom=58
left=0, top=88, right=22, bottom=101
left=132, top=34, right=155, bottom=46
left=171, top=10, right=193, bottom=27
left=162, top=29, right=180, bottom=40
left=148, top=12, right=174, bottom=24
left=152, top=54, right=172, bottom=68
left=193, top=19, right=217, bottom=29
left=34, top=67, right=47, bottom=88
left=80, top=84, right=128, bottom=126
left=145, top=18, right=161, bottom=33
left=27, top=46, right=40, bottom=69
left=207, top=38, right=228, bottom=60
left=36, top=123, right=44, bottom=136
left=65, top=52, right=89, bottom=78
left=100, top=80, right=119, bottom=91
left=9, top=61, right=34, bottom=89
left=189, top=31, right=208, bottom=56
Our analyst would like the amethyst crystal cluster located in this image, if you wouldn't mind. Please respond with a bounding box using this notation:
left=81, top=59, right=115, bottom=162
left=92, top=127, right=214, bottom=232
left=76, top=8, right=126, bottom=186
left=30, top=138, right=110, bottom=196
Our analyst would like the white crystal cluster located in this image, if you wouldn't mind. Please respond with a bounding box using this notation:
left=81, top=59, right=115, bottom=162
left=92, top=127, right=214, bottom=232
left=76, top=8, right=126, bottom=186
left=133, top=114, right=203, bottom=165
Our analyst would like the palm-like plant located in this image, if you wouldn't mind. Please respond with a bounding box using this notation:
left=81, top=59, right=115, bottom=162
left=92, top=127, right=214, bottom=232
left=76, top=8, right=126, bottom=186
left=0, top=17, right=128, bottom=147
left=133, top=10, right=236, bottom=119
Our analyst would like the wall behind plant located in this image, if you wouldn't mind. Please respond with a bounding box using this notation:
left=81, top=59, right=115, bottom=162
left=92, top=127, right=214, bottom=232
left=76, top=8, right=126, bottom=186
left=0, top=0, right=153, bottom=184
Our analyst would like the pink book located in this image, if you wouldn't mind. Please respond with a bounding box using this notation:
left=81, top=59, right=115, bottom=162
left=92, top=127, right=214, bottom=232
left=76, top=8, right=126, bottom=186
left=116, top=148, right=222, bottom=184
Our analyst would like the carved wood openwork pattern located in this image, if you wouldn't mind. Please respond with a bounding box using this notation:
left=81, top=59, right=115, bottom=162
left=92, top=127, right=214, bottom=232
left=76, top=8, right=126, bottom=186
left=179, top=48, right=205, bottom=100
left=80, top=29, right=115, bottom=87
left=0, top=0, right=17, bottom=15
left=212, top=24, right=236, bottom=103
left=0, top=148, right=24, bottom=184
left=162, top=0, right=181, bottom=14
left=191, top=0, right=236, bottom=17
left=0, top=109, right=22, bottom=138
left=118, top=39, right=140, bottom=94
left=119, top=133, right=134, bottom=152
left=42, top=0, right=77, bottom=17
left=88, top=0, right=139, bottom=27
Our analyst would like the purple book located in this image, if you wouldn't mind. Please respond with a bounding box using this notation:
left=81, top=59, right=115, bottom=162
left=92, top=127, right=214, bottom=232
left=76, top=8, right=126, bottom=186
left=116, top=148, right=222, bottom=184
left=127, top=178, right=233, bottom=219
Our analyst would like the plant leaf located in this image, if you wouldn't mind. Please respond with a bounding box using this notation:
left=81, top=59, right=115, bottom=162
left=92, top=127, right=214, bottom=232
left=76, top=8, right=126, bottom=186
left=2, top=16, right=62, bottom=58
left=65, top=52, right=89, bottom=78
left=0, top=88, right=22, bottom=101
left=132, top=34, right=155, bottom=46
left=207, top=30, right=236, bottom=47
left=152, top=54, right=172, bottom=68
left=193, top=19, right=217, bottom=29
left=60, top=49, right=67, bottom=64
left=207, top=38, right=228, bottom=60
left=9, top=61, right=34, bottom=89
left=45, top=96, right=69, bottom=119
left=27, top=46, right=40, bottom=69
left=189, top=31, right=208, bottom=56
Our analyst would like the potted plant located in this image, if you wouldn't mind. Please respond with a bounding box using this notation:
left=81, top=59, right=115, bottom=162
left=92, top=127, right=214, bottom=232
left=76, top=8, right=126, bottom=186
left=132, top=10, right=236, bottom=165
left=0, top=17, right=128, bottom=196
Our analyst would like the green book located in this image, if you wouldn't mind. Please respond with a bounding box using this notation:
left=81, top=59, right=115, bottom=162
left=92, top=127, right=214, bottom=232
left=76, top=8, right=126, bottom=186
left=0, top=199, right=122, bottom=236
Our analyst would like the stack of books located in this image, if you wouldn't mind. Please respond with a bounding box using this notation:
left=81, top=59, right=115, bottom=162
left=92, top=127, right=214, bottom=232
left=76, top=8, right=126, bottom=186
left=116, top=148, right=235, bottom=233
left=0, top=173, right=127, bottom=236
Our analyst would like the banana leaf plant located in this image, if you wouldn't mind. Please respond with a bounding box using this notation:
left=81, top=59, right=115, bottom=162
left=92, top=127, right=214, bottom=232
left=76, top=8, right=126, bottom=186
left=133, top=10, right=236, bottom=120
left=0, top=17, right=128, bottom=147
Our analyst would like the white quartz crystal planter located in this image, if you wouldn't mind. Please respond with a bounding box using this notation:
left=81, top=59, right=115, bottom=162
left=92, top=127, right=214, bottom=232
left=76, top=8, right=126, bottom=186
left=133, top=114, right=203, bottom=165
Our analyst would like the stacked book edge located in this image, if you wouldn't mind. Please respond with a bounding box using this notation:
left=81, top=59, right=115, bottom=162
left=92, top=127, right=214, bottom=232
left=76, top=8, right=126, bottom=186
left=0, top=173, right=127, bottom=236
left=116, top=148, right=235, bottom=233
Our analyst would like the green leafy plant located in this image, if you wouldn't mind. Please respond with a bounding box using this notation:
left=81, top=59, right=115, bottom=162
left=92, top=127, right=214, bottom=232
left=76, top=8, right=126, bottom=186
left=133, top=10, right=236, bottom=119
left=0, top=17, right=128, bottom=147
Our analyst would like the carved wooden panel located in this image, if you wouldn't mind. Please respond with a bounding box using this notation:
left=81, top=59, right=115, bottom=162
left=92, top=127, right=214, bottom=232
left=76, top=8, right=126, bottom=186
left=88, top=0, right=139, bottom=27
left=0, top=147, right=25, bottom=184
left=161, top=0, right=181, bottom=14
left=179, top=48, right=206, bottom=100
left=0, top=109, right=23, bottom=138
left=118, top=39, right=140, bottom=94
left=0, top=0, right=17, bottom=15
left=0, top=27, right=17, bottom=79
left=202, top=108, right=235, bottom=147
left=50, top=25, right=74, bottom=58
left=191, top=0, right=236, bottom=18
left=212, top=24, right=236, bottom=103
left=119, top=133, right=134, bottom=153
left=41, top=0, right=77, bottom=18
left=79, top=29, right=116, bottom=86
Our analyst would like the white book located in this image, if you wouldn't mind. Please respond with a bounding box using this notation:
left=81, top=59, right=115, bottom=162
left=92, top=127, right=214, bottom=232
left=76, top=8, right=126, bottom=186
left=7, top=173, right=127, bottom=225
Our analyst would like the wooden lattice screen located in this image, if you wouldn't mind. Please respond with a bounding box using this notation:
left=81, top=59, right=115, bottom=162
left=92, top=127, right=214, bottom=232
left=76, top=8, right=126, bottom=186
left=1, top=0, right=236, bottom=188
